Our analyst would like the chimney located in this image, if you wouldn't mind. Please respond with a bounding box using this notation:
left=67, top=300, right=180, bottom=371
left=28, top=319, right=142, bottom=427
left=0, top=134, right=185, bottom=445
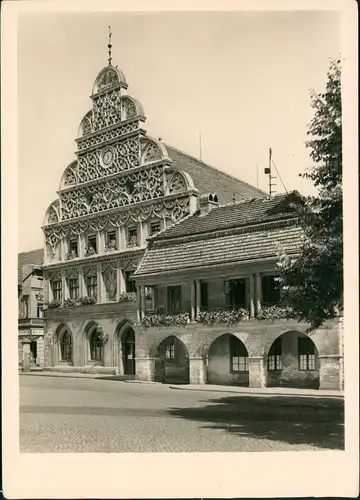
left=199, top=193, right=219, bottom=216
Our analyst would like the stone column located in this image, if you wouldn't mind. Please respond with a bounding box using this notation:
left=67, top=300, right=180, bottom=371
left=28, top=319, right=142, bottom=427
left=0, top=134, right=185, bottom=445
left=248, top=356, right=266, bottom=388
left=60, top=238, right=67, bottom=261
left=97, top=230, right=105, bottom=255
left=136, top=357, right=156, bottom=382
left=249, top=274, right=255, bottom=319
left=43, top=241, right=48, bottom=266
left=22, top=341, right=31, bottom=373
left=97, top=263, right=102, bottom=303
left=255, top=273, right=262, bottom=315
left=79, top=267, right=85, bottom=298
left=151, top=286, right=156, bottom=312
left=140, top=285, right=146, bottom=320
left=319, top=355, right=341, bottom=390
left=139, top=222, right=145, bottom=247
left=61, top=269, right=67, bottom=303
left=190, top=281, right=196, bottom=322
left=189, top=357, right=206, bottom=384
left=136, top=285, right=141, bottom=324
left=195, top=280, right=201, bottom=319
left=78, top=234, right=85, bottom=258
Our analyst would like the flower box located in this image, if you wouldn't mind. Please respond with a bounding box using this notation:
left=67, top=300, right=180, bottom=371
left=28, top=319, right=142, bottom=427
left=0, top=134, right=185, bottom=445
left=142, top=312, right=190, bottom=328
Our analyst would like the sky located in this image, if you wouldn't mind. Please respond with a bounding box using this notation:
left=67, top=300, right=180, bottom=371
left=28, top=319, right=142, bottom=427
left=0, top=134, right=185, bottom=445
left=17, top=10, right=340, bottom=252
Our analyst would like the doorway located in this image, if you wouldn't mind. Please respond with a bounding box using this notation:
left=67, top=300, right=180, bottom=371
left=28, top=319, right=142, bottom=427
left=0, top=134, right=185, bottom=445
left=122, top=328, right=136, bottom=375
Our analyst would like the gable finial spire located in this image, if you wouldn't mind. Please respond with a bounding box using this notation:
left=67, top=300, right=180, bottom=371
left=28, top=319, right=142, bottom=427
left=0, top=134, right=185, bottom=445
left=108, top=26, right=112, bottom=66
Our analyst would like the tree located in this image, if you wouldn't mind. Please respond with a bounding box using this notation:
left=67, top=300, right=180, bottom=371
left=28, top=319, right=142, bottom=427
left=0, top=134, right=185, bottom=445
left=277, top=59, right=342, bottom=330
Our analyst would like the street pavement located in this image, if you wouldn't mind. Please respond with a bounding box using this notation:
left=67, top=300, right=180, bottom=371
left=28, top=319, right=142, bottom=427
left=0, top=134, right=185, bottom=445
left=20, top=375, right=344, bottom=453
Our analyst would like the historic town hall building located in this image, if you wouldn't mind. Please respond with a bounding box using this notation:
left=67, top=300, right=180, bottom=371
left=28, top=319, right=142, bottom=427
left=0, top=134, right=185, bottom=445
left=41, top=58, right=264, bottom=376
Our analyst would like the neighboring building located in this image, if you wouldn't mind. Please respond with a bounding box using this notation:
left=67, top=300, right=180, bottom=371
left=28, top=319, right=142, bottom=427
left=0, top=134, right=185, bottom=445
left=18, top=249, right=45, bottom=368
left=133, top=192, right=343, bottom=390
left=42, top=58, right=264, bottom=375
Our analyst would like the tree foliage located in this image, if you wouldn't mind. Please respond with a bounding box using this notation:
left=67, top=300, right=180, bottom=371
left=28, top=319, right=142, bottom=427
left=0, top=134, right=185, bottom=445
left=277, top=60, right=342, bottom=330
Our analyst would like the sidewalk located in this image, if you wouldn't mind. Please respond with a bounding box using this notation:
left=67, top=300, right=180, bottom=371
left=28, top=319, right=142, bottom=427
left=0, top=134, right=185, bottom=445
left=20, top=371, right=344, bottom=398
left=168, top=384, right=344, bottom=398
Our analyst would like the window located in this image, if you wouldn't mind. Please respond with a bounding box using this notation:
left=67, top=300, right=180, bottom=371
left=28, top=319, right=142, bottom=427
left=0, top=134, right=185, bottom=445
left=90, top=329, right=103, bottom=361
left=68, top=278, right=79, bottom=300
left=298, top=337, right=316, bottom=371
left=224, top=279, right=246, bottom=308
left=86, top=275, right=97, bottom=298
left=127, top=227, right=138, bottom=247
left=105, top=231, right=117, bottom=251
left=268, top=337, right=283, bottom=370
left=125, top=271, right=136, bottom=293
left=60, top=331, right=72, bottom=362
left=86, top=235, right=97, bottom=256
left=52, top=280, right=62, bottom=301
left=167, top=286, right=181, bottom=314
left=200, top=282, right=209, bottom=311
left=24, top=299, right=29, bottom=318
left=165, top=340, right=175, bottom=360
left=230, top=336, right=249, bottom=372
left=262, top=275, right=281, bottom=306
left=68, top=238, right=78, bottom=257
left=150, top=222, right=161, bottom=236
left=36, top=303, right=43, bottom=318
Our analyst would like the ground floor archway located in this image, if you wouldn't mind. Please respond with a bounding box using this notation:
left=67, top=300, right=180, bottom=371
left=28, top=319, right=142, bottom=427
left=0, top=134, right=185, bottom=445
left=122, top=327, right=136, bottom=376
left=155, top=336, right=190, bottom=384
left=207, top=333, right=249, bottom=386
left=57, top=325, right=73, bottom=366
left=266, top=331, right=319, bottom=389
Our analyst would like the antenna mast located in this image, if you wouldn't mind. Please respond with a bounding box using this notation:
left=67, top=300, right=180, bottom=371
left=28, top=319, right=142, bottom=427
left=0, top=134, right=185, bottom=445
left=264, top=147, right=277, bottom=198
left=199, top=131, right=202, bottom=161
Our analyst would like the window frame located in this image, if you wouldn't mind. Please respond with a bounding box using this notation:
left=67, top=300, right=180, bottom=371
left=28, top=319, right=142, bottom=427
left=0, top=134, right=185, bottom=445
left=229, top=336, right=249, bottom=373
left=86, top=275, right=98, bottom=298
left=127, top=227, right=138, bottom=247
left=298, top=337, right=316, bottom=371
left=68, top=277, right=79, bottom=300
left=36, top=303, right=43, bottom=318
left=149, top=221, right=161, bottom=236
left=125, top=271, right=136, bottom=293
left=267, top=337, right=283, bottom=371
left=167, top=285, right=182, bottom=314
left=52, top=280, right=62, bottom=301
left=90, top=329, right=103, bottom=362
left=224, top=278, right=246, bottom=308
left=261, top=275, right=281, bottom=306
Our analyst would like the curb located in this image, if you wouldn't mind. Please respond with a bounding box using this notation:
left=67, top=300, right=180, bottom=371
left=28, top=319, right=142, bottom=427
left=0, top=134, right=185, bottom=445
left=19, top=372, right=117, bottom=380
left=169, top=385, right=344, bottom=398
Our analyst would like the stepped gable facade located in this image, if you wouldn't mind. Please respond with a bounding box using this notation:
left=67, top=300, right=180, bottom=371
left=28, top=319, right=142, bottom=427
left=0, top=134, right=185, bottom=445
left=41, top=59, right=263, bottom=375
left=132, top=192, right=343, bottom=390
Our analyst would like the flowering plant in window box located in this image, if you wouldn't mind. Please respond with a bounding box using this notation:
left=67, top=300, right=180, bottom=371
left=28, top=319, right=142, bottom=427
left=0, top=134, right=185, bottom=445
left=63, top=298, right=78, bottom=308
left=77, top=296, right=97, bottom=306
left=118, top=292, right=137, bottom=303
left=104, top=241, right=117, bottom=252
left=197, top=308, right=249, bottom=325
left=256, top=305, right=294, bottom=321
left=141, top=312, right=190, bottom=328
left=85, top=247, right=97, bottom=257
left=145, top=288, right=153, bottom=300
left=44, top=300, right=61, bottom=309
left=65, top=250, right=78, bottom=260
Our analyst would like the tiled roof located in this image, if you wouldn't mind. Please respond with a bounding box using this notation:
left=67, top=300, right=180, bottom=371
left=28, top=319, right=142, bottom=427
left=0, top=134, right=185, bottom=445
left=165, top=144, right=265, bottom=203
left=135, top=222, right=303, bottom=277
left=153, top=191, right=301, bottom=241
left=18, top=249, right=43, bottom=283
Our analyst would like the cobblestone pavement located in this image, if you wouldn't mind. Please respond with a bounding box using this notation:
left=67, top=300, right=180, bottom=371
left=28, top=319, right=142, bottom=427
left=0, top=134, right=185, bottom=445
left=20, top=376, right=344, bottom=453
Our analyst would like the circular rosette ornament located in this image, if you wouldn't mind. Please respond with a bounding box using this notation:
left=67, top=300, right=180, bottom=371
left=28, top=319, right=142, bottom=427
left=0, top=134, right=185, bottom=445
left=100, top=146, right=116, bottom=169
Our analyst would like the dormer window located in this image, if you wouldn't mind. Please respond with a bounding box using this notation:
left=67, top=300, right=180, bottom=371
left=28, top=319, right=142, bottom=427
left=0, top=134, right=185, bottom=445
left=105, top=230, right=117, bottom=252
left=150, top=222, right=161, bottom=236
left=85, top=235, right=97, bottom=257
left=66, top=238, right=78, bottom=260
left=127, top=227, right=138, bottom=247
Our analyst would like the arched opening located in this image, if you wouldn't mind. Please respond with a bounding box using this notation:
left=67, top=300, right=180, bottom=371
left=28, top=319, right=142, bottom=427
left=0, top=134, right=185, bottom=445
left=122, top=328, right=136, bottom=376
left=207, top=334, right=249, bottom=386
left=86, top=323, right=104, bottom=365
left=155, top=336, right=189, bottom=384
left=266, top=331, right=319, bottom=389
left=58, top=327, right=73, bottom=365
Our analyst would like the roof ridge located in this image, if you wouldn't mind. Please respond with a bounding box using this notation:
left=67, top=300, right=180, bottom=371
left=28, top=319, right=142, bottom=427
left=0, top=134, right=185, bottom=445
left=164, top=143, right=266, bottom=196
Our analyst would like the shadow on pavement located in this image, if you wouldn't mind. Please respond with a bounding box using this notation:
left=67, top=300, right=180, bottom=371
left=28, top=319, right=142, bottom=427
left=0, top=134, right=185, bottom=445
left=167, top=395, right=344, bottom=450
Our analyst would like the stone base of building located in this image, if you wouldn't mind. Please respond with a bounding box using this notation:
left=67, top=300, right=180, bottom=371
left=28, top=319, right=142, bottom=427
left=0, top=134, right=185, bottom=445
left=43, top=365, right=117, bottom=375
